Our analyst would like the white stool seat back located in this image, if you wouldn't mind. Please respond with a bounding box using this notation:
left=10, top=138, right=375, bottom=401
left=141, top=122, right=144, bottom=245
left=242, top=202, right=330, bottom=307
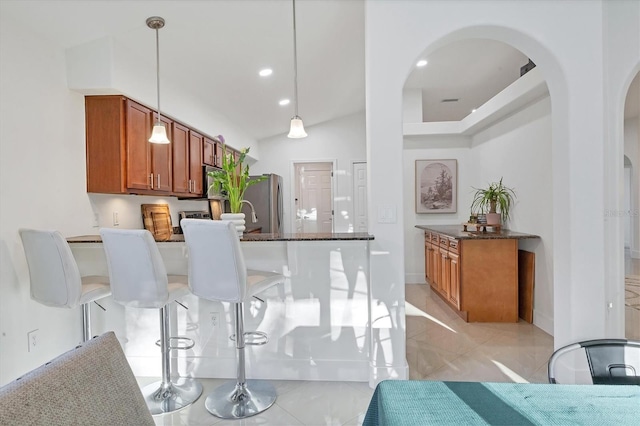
left=100, top=228, right=170, bottom=309
left=180, top=219, right=248, bottom=303
left=19, top=229, right=107, bottom=308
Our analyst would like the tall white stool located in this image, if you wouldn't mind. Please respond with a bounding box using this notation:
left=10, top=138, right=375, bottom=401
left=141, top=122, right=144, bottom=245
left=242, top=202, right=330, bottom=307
left=19, top=229, right=111, bottom=343
left=100, top=228, right=202, bottom=415
left=181, top=219, right=284, bottom=419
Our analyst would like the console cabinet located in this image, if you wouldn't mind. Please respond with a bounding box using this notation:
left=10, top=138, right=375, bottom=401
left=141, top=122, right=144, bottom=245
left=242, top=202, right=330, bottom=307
left=424, top=230, right=518, bottom=322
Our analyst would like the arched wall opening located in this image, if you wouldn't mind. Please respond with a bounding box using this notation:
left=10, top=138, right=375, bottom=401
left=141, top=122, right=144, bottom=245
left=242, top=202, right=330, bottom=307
left=621, top=69, right=640, bottom=340
left=364, top=2, right=626, bottom=383
left=402, top=36, right=555, bottom=337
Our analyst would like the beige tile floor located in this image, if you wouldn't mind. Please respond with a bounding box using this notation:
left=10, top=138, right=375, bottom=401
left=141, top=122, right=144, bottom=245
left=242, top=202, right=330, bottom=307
left=144, top=283, right=555, bottom=425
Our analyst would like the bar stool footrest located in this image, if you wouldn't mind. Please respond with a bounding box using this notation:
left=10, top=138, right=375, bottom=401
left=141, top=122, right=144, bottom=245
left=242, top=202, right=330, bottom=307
left=229, top=331, right=268, bottom=346
left=155, top=336, right=196, bottom=350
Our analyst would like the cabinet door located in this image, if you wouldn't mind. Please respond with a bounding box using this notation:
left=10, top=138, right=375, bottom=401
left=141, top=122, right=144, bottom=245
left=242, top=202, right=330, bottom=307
left=125, top=100, right=152, bottom=190
left=150, top=114, right=172, bottom=192
left=425, top=238, right=431, bottom=283
left=172, top=122, right=190, bottom=194
left=440, top=247, right=451, bottom=300
left=189, top=131, right=204, bottom=195
left=233, top=150, right=242, bottom=175
left=448, top=252, right=460, bottom=309
left=214, top=141, right=223, bottom=168
left=431, top=240, right=441, bottom=291
left=203, top=137, right=215, bottom=166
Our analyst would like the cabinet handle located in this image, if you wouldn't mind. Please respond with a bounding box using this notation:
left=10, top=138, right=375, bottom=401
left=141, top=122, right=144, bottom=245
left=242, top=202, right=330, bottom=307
left=157, top=174, right=160, bottom=188
left=149, top=173, right=154, bottom=189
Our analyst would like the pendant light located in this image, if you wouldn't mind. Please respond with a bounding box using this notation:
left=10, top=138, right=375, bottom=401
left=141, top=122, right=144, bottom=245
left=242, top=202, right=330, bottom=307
left=287, top=0, right=307, bottom=138
left=147, top=16, right=170, bottom=144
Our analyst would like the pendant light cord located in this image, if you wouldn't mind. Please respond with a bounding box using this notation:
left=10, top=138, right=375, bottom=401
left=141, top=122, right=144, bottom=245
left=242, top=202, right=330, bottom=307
left=292, top=0, right=299, bottom=118
left=155, top=27, right=162, bottom=123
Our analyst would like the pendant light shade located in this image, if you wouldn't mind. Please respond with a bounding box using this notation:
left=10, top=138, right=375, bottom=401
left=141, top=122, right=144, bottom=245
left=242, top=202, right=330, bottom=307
left=287, top=0, right=307, bottom=139
left=147, top=16, right=170, bottom=144
left=288, top=116, right=307, bottom=138
left=149, top=123, right=170, bottom=144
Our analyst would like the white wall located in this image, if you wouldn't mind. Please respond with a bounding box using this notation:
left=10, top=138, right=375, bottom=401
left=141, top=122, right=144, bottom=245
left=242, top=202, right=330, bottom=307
left=365, top=1, right=638, bottom=380
left=252, top=112, right=366, bottom=233
left=470, top=96, right=553, bottom=333
left=624, top=117, right=639, bottom=258
left=403, top=97, right=553, bottom=334
left=0, top=16, right=250, bottom=385
left=403, top=139, right=471, bottom=283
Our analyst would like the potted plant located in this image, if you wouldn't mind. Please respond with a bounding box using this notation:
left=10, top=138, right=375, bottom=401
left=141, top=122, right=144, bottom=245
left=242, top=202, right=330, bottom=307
left=470, top=177, right=516, bottom=225
left=206, top=135, right=266, bottom=236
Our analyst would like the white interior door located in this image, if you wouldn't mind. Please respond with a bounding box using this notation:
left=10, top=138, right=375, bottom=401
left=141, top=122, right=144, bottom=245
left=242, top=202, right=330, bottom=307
left=295, top=162, right=333, bottom=233
left=353, top=162, right=368, bottom=232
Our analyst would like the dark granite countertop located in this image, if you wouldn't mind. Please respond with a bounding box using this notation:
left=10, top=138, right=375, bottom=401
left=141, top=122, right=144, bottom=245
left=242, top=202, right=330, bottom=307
left=415, top=225, right=539, bottom=240
left=68, top=232, right=374, bottom=243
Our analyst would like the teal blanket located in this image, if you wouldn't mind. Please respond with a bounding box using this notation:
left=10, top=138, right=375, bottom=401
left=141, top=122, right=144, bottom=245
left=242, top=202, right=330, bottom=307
left=363, top=381, right=640, bottom=425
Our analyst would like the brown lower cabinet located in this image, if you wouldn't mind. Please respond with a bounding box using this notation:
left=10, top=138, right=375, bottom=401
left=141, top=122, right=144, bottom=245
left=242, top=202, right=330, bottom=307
left=424, top=231, right=518, bottom=322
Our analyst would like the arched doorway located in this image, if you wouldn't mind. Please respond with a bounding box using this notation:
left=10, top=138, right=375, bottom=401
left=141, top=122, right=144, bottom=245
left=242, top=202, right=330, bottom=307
left=402, top=37, right=555, bottom=382
left=623, top=72, right=639, bottom=340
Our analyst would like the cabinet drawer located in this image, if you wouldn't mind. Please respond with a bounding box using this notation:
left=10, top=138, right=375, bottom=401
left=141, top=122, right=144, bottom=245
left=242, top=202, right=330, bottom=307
left=439, top=238, right=449, bottom=249
left=448, top=239, right=459, bottom=254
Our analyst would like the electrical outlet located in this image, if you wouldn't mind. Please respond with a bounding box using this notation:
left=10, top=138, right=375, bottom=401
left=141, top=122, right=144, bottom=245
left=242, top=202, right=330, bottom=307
left=92, top=213, right=100, bottom=228
left=27, top=329, right=39, bottom=352
left=210, top=312, right=219, bottom=328
left=113, top=211, right=119, bottom=226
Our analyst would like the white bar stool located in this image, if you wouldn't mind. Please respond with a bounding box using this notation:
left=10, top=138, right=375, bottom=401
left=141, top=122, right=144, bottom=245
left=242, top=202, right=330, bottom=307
left=19, top=229, right=111, bottom=343
left=100, top=228, right=202, bottom=415
left=181, top=219, right=284, bottom=419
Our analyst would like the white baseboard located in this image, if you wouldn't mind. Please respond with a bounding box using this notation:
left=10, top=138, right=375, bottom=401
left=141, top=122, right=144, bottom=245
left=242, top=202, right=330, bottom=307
left=533, top=310, right=553, bottom=336
left=405, top=273, right=426, bottom=284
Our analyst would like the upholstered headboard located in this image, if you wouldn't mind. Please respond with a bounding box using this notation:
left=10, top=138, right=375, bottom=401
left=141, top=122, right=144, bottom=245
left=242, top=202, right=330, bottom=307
left=0, top=331, right=154, bottom=426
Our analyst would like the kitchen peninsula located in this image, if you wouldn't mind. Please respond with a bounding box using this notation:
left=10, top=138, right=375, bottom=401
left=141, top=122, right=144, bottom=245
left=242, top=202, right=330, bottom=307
left=68, top=232, right=375, bottom=384
left=416, top=225, right=539, bottom=323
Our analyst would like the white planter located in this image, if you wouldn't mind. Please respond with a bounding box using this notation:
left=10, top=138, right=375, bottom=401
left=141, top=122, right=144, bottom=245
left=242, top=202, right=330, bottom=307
left=220, top=213, right=246, bottom=238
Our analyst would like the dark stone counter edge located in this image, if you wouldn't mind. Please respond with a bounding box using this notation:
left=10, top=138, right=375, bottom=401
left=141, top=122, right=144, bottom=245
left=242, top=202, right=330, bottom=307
left=415, top=225, right=539, bottom=240
left=68, top=233, right=374, bottom=243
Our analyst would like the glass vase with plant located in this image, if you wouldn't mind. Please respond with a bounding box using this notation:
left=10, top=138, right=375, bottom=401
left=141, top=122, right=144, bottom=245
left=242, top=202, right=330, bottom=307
left=206, top=136, right=266, bottom=213
left=470, top=177, right=516, bottom=224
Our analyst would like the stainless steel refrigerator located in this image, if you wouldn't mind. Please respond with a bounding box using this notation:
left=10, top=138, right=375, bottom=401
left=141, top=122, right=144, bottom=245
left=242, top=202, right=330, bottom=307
left=240, top=174, right=283, bottom=233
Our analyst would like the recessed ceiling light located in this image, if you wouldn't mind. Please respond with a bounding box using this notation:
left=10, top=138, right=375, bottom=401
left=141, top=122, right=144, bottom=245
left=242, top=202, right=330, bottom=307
left=279, top=99, right=290, bottom=106
left=259, top=68, right=273, bottom=77
left=416, top=59, right=428, bottom=67
left=471, top=108, right=477, bottom=113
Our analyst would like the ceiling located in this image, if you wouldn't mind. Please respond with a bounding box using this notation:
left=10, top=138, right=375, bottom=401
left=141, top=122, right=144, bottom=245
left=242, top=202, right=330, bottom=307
left=2, top=1, right=637, bottom=140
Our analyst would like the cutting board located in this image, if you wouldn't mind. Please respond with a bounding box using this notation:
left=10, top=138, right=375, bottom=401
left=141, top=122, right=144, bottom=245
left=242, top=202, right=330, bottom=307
left=141, top=204, right=173, bottom=241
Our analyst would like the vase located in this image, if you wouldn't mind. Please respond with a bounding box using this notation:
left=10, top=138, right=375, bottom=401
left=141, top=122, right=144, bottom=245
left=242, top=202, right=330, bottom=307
left=220, top=213, right=246, bottom=238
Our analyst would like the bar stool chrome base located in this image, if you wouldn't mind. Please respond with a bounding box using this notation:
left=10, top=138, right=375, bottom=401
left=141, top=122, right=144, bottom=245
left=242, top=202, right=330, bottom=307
left=142, top=377, right=203, bottom=415
left=204, top=380, right=277, bottom=419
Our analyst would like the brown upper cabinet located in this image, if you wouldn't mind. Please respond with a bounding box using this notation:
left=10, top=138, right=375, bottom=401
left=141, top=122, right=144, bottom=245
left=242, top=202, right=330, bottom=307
left=171, top=122, right=191, bottom=195
left=85, top=95, right=224, bottom=198
left=203, top=137, right=215, bottom=167
left=151, top=113, right=173, bottom=192
left=188, top=131, right=204, bottom=196
left=86, top=95, right=170, bottom=195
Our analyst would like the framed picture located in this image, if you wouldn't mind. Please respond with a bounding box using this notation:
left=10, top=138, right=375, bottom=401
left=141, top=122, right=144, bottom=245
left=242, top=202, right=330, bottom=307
left=415, top=159, right=457, bottom=213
